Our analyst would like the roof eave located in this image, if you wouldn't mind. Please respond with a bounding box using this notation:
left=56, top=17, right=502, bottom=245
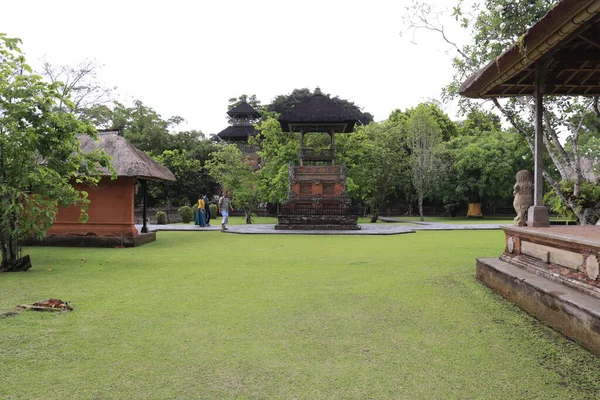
left=459, top=0, right=600, bottom=98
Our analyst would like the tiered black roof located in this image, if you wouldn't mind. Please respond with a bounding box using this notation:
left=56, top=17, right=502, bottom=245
left=278, top=93, right=359, bottom=133
left=227, top=102, right=261, bottom=119
left=217, top=101, right=260, bottom=142
left=216, top=125, right=259, bottom=142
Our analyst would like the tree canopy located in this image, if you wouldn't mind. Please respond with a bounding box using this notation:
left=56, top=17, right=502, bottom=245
left=0, top=34, right=112, bottom=271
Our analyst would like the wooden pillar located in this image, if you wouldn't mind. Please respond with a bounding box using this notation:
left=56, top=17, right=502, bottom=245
left=331, top=130, right=336, bottom=165
left=141, top=179, right=149, bottom=233
left=527, top=61, right=550, bottom=227
left=300, top=130, right=305, bottom=166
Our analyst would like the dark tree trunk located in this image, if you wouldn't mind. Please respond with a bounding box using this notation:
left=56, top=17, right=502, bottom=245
left=370, top=209, right=379, bottom=223
left=418, top=193, right=424, bottom=222
left=0, top=254, right=32, bottom=273
left=245, top=209, right=252, bottom=224
left=0, top=214, right=31, bottom=272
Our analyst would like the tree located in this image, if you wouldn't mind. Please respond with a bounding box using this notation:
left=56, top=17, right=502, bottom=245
left=438, top=130, right=531, bottom=213
left=337, top=120, right=409, bottom=222
left=108, top=100, right=183, bottom=155
left=228, top=94, right=262, bottom=111
left=205, top=144, right=261, bottom=224
left=250, top=117, right=300, bottom=204
left=402, top=0, right=599, bottom=224
left=0, top=35, right=112, bottom=271
left=41, top=59, right=115, bottom=114
left=407, top=103, right=443, bottom=221
left=150, top=150, right=204, bottom=207
left=266, top=88, right=374, bottom=126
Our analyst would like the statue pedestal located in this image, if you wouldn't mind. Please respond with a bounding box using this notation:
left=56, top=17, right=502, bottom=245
left=527, top=205, right=550, bottom=227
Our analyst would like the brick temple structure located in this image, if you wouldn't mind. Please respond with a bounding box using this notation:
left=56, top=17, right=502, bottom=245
left=275, top=90, right=360, bottom=230
left=42, top=131, right=175, bottom=247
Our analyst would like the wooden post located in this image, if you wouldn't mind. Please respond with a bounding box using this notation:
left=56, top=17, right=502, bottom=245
left=330, top=130, right=335, bottom=165
left=141, top=179, right=149, bottom=233
left=300, top=131, right=305, bottom=166
left=527, top=61, right=550, bottom=227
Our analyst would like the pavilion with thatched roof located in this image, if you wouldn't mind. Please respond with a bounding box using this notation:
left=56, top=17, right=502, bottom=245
left=461, top=0, right=600, bottom=356
left=276, top=89, right=360, bottom=230
left=43, top=130, right=175, bottom=247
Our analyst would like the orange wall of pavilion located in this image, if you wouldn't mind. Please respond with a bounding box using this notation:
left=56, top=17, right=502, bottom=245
left=48, top=177, right=138, bottom=238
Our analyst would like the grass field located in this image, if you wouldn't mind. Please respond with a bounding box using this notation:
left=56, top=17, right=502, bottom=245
left=1, top=231, right=599, bottom=399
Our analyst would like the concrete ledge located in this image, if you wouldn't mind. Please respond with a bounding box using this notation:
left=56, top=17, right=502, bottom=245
left=23, top=232, right=156, bottom=248
left=476, top=257, right=600, bottom=357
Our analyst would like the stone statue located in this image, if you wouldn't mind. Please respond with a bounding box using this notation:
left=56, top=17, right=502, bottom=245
left=513, top=170, right=533, bottom=226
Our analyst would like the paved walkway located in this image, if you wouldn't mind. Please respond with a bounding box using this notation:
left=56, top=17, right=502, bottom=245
left=137, top=220, right=505, bottom=236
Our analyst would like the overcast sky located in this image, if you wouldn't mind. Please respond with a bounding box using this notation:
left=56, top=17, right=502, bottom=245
left=2, top=0, right=471, bottom=136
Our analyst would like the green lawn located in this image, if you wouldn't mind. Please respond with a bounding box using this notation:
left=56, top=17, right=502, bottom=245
left=1, top=231, right=599, bottom=399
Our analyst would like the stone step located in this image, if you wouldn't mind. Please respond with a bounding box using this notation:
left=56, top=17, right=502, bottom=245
left=476, top=257, right=600, bottom=356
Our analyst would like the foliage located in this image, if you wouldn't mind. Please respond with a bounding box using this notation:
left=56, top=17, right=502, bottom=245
left=337, top=120, right=410, bottom=221
left=265, top=88, right=374, bottom=126
left=250, top=118, right=300, bottom=204
left=544, top=181, right=600, bottom=224
left=407, top=103, right=443, bottom=220
left=0, top=34, right=112, bottom=271
left=178, top=206, right=194, bottom=223
left=209, top=203, right=218, bottom=218
left=403, top=0, right=599, bottom=223
left=40, top=58, right=116, bottom=125
left=149, top=150, right=204, bottom=207
left=456, top=109, right=502, bottom=136
left=205, top=144, right=260, bottom=224
left=437, top=130, right=531, bottom=212
left=110, top=100, right=183, bottom=155
left=155, top=211, right=168, bottom=225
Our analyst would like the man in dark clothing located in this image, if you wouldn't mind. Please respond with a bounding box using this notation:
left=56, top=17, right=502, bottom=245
left=203, top=194, right=211, bottom=227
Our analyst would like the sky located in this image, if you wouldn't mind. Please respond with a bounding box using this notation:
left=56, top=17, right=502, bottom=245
left=1, top=0, right=472, bottom=137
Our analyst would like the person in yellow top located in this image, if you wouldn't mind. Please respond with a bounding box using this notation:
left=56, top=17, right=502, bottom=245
left=195, top=193, right=207, bottom=227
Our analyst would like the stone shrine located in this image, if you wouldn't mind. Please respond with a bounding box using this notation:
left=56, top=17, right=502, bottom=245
left=275, top=90, right=360, bottom=230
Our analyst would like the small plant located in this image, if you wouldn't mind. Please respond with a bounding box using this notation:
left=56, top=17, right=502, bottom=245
left=209, top=203, right=218, bottom=217
left=178, top=206, right=194, bottom=223
left=155, top=211, right=168, bottom=225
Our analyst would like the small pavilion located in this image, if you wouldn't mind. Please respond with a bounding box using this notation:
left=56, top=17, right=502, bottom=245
left=276, top=89, right=360, bottom=230
left=43, top=130, right=175, bottom=247
left=460, top=0, right=600, bottom=356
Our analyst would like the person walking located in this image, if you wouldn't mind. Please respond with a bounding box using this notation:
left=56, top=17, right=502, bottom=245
left=203, top=193, right=211, bottom=227
left=218, top=191, right=234, bottom=230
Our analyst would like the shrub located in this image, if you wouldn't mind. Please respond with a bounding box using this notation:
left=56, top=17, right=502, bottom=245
left=209, top=203, right=218, bottom=217
left=178, top=206, right=194, bottom=223
left=155, top=211, right=168, bottom=225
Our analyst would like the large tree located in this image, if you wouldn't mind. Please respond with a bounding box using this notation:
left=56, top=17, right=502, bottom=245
left=205, top=144, right=261, bottom=224
left=407, top=103, right=443, bottom=221
left=0, top=35, right=112, bottom=272
left=250, top=117, right=300, bottom=204
left=266, top=88, right=374, bottom=126
left=403, top=0, right=599, bottom=224
left=41, top=58, right=115, bottom=122
left=337, top=119, right=410, bottom=222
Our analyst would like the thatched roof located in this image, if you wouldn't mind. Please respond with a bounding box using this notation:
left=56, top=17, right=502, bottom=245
left=216, top=125, right=259, bottom=142
left=78, top=131, right=176, bottom=181
left=460, top=0, right=600, bottom=98
left=278, top=93, right=359, bottom=133
left=227, top=102, right=261, bottom=119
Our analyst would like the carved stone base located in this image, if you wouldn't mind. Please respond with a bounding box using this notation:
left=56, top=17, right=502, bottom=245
left=527, top=205, right=550, bottom=227
left=276, top=214, right=360, bottom=230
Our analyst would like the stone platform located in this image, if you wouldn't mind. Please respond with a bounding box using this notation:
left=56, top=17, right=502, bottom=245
left=477, top=225, right=600, bottom=357
left=24, top=231, right=156, bottom=248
